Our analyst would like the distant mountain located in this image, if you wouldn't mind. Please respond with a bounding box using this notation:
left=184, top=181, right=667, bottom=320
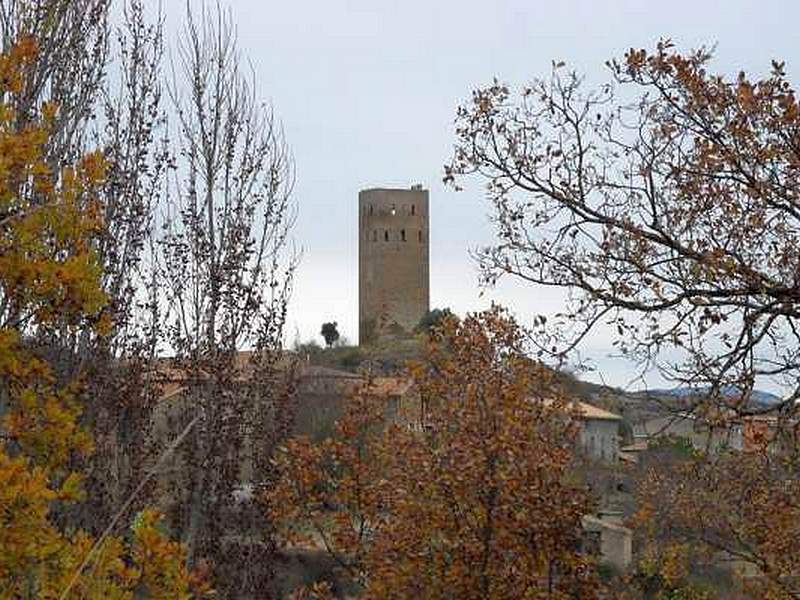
left=641, top=385, right=782, bottom=406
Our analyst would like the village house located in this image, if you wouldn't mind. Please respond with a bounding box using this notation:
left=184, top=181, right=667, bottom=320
left=541, top=399, right=624, bottom=464
left=742, top=414, right=780, bottom=451
left=634, top=412, right=742, bottom=452
left=148, top=356, right=414, bottom=489
left=634, top=411, right=782, bottom=453
left=148, top=353, right=633, bottom=573
left=573, top=401, right=623, bottom=464
left=582, top=514, right=633, bottom=571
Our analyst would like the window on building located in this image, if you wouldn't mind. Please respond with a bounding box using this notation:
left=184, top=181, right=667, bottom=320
left=581, top=530, right=602, bottom=558
left=384, top=230, right=389, bottom=242
left=369, top=205, right=373, bottom=215
left=418, top=230, right=422, bottom=243
left=401, top=229, right=406, bottom=241
left=411, top=204, right=415, bottom=215
left=391, top=204, right=396, bottom=216
left=372, top=230, right=377, bottom=242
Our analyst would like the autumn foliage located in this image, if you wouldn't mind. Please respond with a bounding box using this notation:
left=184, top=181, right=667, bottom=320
left=446, top=40, right=800, bottom=414
left=0, top=37, right=206, bottom=599
left=633, top=447, right=800, bottom=599
left=268, top=307, right=597, bottom=599
left=7, top=16, right=800, bottom=598
left=445, top=40, right=800, bottom=597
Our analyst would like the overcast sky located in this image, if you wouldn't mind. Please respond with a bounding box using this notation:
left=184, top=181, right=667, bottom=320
left=162, top=0, right=798, bottom=390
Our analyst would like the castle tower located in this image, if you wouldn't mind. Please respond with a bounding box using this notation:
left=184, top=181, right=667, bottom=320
left=359, top=186, right=430, bottom=345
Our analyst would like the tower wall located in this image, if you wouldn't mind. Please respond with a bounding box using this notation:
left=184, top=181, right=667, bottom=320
left=358, top=187, right=430, bottom=345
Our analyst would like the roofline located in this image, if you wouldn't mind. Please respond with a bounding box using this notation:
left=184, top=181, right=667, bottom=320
left=582, top=514, right=632, bottom=534
left=359, top=187, right=428, bottom=193
left=538, top=397, right=623, bottom=421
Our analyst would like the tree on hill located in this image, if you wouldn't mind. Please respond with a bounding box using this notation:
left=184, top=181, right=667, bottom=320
left=415, top=307, right=454, bottom=333
left=268, top=307, right=598, bottom=598
left=320, top=321, right=340, bottom=347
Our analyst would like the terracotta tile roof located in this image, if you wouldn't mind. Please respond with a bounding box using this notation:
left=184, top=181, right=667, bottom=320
left=297, top=364, right=362, bottom=379
left=582, top=514, right=632, bottom=535
left=158, top=385, right=187, bottom=403
left=575, top=401, right=623, bottom=421
left=151, top=352, right=371, bottom=404
left=368, top=377, right=414, bottom=396
left=541, top=398, right=622, bottom=421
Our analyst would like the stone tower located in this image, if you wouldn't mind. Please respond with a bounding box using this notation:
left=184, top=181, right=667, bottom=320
left=359, top=186, right=429, bottom=345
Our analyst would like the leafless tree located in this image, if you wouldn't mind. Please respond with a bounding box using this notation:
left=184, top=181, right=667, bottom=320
left=1, top=1, right=298, bottom=595
left=156, top=3, right=298, bottom=595
left=80, top=0, right=170, bottom=529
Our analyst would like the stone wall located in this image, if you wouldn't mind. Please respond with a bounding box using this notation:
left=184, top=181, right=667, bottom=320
left=582, top=515, right=633, bottom=571
left=358, top=187, right=429, bottom=344
left=581, top=418, right=621, bottom=463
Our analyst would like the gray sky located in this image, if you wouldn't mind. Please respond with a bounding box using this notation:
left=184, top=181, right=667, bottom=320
left=163, top=0, right=799, bottom=390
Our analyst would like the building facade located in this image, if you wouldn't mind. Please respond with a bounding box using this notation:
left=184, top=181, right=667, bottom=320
left=544, top=399, right=623, bottom=463
left=635, top=413, right=744, bottom=452
left=358, top=186, right=429, bottom=344
left=575, top=402, right=623, bottom=463
left=582, top=515, right=633, bottom=571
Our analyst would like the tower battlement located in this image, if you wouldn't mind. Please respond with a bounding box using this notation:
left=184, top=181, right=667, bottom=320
left=358, top=186, right=430, bottom=345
